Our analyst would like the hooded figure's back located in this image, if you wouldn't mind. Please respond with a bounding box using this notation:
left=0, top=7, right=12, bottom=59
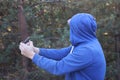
left=64, top=13, right=106, bottom=80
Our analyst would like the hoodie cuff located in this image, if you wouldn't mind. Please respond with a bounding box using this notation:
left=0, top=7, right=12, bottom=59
left=39, top=48, right=46, bottom=56
left=38, top=48, right=41, bottom=55
left=32, top=53, right=41, bottom=64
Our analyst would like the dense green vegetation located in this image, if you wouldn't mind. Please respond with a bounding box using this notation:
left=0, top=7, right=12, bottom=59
left=0, top=0, right=120, bottom=80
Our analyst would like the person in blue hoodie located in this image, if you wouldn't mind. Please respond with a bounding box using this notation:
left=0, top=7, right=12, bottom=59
left=19, top=13, right=106, bottom=80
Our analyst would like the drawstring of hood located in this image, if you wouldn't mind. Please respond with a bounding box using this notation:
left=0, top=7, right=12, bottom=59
left=70, top=46, right=74, bottom=54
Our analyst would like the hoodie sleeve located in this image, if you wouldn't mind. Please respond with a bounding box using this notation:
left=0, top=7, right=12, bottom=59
left=32, top=47, right=93, bottom=75
left=38, top=46, right=72, bottom=60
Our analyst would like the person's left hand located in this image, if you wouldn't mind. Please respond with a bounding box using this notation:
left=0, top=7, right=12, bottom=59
left=19, top=42, right=35, bottom=59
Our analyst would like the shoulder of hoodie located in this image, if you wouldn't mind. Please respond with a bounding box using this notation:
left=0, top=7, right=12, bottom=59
left=73, top=39, right=100, bottom=53
left=73, top=43, right=98, bottom=56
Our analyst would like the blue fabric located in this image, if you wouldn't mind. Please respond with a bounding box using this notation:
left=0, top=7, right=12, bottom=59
left=39, top=46, right=72, bottom=60
left=69, top=13, right=97, bottom=46
left=32, top=13, right=106, bottom=80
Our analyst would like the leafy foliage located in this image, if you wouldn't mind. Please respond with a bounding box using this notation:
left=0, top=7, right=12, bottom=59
left=0, top=0, right=120, bottom=80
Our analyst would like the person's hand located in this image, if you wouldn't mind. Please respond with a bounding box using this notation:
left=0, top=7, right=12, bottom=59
left=26, top=41, right=39, bottom=54
left=19, top=42, right=35, bottom=59
left=26, top=40, right=34, bottom=50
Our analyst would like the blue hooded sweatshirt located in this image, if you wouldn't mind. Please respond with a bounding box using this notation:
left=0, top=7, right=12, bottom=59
left=32, top=13, right=106, bottom=80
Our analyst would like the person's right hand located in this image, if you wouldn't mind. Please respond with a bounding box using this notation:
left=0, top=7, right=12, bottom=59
left=19, top=42, right=35, bottom=59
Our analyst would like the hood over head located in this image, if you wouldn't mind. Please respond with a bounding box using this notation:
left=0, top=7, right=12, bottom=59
left=69, top=13, right=97, bottom=46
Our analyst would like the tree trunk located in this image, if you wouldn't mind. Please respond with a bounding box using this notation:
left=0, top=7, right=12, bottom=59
left=18, top=0, right=29, bottom=79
